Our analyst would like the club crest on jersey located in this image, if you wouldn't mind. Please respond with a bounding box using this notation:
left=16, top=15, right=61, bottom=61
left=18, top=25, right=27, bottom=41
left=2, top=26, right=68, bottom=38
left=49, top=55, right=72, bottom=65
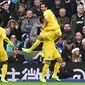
left=48, top=56, right=51, bottom=59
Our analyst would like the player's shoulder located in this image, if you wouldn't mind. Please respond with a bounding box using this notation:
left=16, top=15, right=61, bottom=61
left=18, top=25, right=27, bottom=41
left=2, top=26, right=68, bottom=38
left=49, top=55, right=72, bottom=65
left=0, top=27, right=5, bottom=32
left=45, top=9, right=52, bottom=13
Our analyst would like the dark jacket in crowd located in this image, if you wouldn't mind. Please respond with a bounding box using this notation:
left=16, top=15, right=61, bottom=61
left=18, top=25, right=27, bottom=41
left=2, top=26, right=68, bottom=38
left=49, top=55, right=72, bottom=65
left=73, top=39, right=82, bottom=49
left=49, top=60, right=74, bottom=79
left=10, top=28, right=21, bottom=40
left=31, top=6, right=43, bottom=17
left=57, top=16, right=70, bottom=33
left=8, top=54, right=25, bottom=63
left=62, top=29, right=75, bottom=41
left=9, top=1, right=16, bottom=17
left=63, top=0, right=77, bottom=18
left=70, top=13, right=85, bottom=32
left=80, top=47, right=85, bottom=62
left=18, top=41, right=32, bottom=51
left=0, top=9, right=10, bottom=27
left=51, top=7, right=60, bottom=18
left=15, top=0, right=34, bottom=12
left=58, top=63, right=74, bottom=79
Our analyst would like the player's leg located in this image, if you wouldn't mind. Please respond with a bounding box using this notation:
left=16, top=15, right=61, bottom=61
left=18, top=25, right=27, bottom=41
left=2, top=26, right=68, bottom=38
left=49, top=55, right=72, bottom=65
left=22, top=30, right=59, bottom=54
left=40, top=60, right=51, bottom=82
left=22, top=31, right=54, bottom=54
left=0, top=51, right=8, bottom=82
left=22, top=35, right=43, bottom=53
left=1, top=61, right=8, bottom=82
left=52, top=49, right=63, bottom=81
left=40, top=48, right=53, bottom=82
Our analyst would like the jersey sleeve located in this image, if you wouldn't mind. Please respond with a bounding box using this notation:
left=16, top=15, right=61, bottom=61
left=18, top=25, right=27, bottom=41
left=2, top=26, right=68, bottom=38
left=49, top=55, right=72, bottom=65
left=44, top=10, right=49, bottom=20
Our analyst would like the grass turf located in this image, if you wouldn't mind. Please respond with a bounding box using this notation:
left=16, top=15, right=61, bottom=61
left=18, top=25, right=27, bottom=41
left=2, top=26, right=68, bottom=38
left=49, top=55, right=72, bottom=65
left=0, top=82, right=85, bottom=85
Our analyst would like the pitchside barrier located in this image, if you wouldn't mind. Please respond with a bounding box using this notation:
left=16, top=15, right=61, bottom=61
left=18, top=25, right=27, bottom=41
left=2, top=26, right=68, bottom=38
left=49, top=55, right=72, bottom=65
left=0, top=52, right=85, bottom=82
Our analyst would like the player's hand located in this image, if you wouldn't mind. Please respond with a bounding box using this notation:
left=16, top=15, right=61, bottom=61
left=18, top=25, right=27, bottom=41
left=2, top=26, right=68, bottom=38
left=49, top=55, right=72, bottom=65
left=61, top=62, right=66, bottom=67
left=56, top=33, right=61, bottom=37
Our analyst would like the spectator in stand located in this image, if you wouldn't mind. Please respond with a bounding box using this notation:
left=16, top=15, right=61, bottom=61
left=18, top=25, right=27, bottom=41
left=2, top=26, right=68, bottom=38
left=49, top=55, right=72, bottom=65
left=82, top=26, right=85, bottom=38
left=15, top=4, right=26, bottom=25
left=15, top=3, right=27, bottom=40
left=56, top=37, right=63, bottom=54
left=18, top=33, right=32, bottom=51
left=21, top=10, right=36, bottom=35
left=57, top=8, right=70, bottom=33
left=5, top=27, right=11, bottom=39
left=74, top=32, right=82, bottom=48
left=71, top=47, right=82, bottom=62
left=6, top=35, right=20, bottom=52
left=30, top=17, right=43, bottom=51
left=31, top=0, right=43, bottom=17
left=30, top=17, right=42, bottom=43
left=76, top=0, right=84, bottom=6
left=80, top=0, right=85, bottom=11
left=70, top=4, right=85, bottom=33
left=6, top=0, right=16, bottom=17
left=51, top=0, right=63, bottom=18
left=80, top=38, right=85, bottom=62
left=62, top=40, right=75, bottom=63
left=63, top=0, right=77, bottom=18
left=76, top=0, right=81, bottom=5
left=15, top=0, right=34, bottom=12
left=42, top=0, right=55, bottom=8
left=11, top=0, right=19, bottom=4
left=62, top=23, right=75, bottom=41
left=0, top=1, right=11, bottom=27
left=8, top=47, right=26, bottom=63
left=7, top=19, right=21, bottom=40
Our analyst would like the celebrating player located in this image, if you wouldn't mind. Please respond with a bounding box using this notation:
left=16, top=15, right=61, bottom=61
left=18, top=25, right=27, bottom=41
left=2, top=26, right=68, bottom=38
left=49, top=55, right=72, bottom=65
left=22, top=3, right=63, bottom=82
left=0, top=15, right=16, bottom=82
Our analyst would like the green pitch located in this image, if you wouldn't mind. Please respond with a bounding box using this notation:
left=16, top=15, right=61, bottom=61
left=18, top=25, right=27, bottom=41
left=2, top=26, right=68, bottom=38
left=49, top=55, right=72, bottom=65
left=0, top=82, right=85, bottom=85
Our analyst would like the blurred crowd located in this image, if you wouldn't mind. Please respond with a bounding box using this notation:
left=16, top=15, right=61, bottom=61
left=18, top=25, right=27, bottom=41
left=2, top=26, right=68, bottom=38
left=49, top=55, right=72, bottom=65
left=0, top=0, right=85, bottom=63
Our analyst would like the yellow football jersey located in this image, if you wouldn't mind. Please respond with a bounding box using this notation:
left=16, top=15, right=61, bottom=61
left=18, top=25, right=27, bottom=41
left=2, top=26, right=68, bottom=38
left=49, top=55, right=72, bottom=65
left=43, top=9, right=60, bottom=31
left=43, top=39, right=55, bottom=49
left=0, top=27, right=14, bottom=51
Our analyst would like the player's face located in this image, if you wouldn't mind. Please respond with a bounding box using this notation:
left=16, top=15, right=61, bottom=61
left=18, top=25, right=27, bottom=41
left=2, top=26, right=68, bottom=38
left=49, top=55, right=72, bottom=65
left=41, top=4, right=47, bottom=12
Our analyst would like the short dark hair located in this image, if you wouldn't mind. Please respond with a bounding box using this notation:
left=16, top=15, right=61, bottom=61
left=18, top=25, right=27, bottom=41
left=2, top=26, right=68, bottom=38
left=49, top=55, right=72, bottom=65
left=41, top=2, right=48, bottom=8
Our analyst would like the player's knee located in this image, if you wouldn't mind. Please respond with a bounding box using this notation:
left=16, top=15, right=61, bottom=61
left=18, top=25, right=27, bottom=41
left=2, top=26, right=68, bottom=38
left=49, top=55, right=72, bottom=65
left=37, top=35, right=43, bottom=41
left=2, top=61, right=8, bottom=65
